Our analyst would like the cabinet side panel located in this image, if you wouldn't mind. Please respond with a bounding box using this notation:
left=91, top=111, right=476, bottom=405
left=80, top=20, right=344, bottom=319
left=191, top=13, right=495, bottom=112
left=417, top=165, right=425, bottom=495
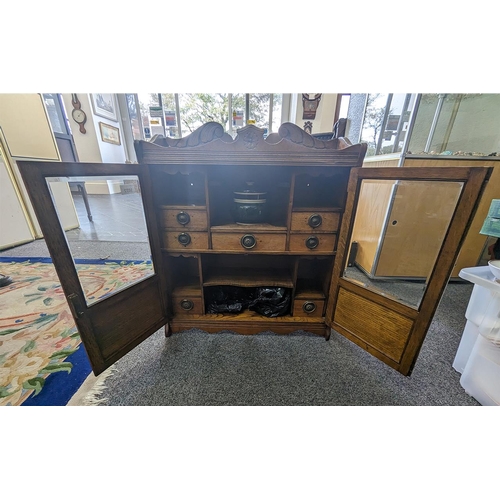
left=375, top=181, right=462, bottom=277
left=349, top=180, right=395, bottom=274
left=403, top=158, right=500, bottom=277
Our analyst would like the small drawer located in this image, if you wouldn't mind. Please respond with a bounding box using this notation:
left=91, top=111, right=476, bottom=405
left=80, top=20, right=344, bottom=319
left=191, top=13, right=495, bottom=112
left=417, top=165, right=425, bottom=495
left=293, top=299, right=325, bottom=317
left=289, top=234, right=337, bottom=252
left=212, top=232, right=286, bottom=252
left=163, top=231, right=209, bottom=250
left=161, top=206, right=208, bottom=231
left=172, top=296, right=203, bottom=315
left=291, top=211, right=340, bottom=232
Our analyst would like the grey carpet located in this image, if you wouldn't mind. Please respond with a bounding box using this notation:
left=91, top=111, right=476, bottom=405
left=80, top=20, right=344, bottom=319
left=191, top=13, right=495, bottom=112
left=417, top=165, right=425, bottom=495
left=1, top=238, right=479, bottom=405
left=90, top=282, right=479, bottom=406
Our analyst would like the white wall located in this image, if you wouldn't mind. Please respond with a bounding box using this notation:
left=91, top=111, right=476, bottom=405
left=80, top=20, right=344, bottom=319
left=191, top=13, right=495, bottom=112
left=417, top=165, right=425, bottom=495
left=61, top=93, right=102, bottom=163
left=0, top=153, right=33, bottom=249
left=290, top=93, right=338, bottom=134
left=60, top=93, right=128, bottom=195
left=0, top=93, right=79, bottom=245
left=61, top=93, right=128, bottom=164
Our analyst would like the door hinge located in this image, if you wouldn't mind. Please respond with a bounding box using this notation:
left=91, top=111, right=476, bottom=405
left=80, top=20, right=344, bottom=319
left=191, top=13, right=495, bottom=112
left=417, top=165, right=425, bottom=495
left=67, top=293, right=85, bottom=318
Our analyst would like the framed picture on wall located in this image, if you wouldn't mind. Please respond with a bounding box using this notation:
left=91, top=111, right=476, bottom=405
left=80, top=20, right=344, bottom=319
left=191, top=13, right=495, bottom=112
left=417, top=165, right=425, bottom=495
left=99, top=122, right=121, bottom=145
left=90, top=93, right=118, bottom=121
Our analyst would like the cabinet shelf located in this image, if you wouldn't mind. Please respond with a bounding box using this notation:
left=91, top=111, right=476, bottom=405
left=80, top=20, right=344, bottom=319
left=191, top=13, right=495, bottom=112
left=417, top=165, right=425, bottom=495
left=172, top=280, right=202, bottom=297
left=159, top=204, right=207, bottom=209
left=295, top=279, right=326, bottom=299
left=210, top=223, right=287, bottom=233
left=203, top=268, right=293, bottom=288
left=161, top=249, right=337, bottom=255
left=292, top=207, right=342, bottom=213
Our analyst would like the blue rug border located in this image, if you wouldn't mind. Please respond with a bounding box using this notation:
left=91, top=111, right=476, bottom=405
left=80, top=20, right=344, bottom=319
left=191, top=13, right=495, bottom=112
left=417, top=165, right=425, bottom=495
left=21, top=342, right=92, bottom=406
left=0, top=256, right=152, bottom=265
left=2, top=256, right=150, bottom=405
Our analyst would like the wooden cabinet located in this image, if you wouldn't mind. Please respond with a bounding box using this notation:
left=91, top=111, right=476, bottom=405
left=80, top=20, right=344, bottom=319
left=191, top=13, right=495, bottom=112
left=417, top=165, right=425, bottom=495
left=18, top=122, right=492, bottom=377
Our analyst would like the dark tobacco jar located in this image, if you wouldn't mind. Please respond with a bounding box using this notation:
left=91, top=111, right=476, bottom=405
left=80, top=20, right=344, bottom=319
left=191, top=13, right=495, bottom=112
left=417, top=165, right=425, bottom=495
left=233, top=182, right=267, bottom=224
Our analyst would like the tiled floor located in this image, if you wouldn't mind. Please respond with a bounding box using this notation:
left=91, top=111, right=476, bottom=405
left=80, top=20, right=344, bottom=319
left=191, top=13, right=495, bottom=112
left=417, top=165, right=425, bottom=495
left=67, top=191, right=149, bottom=243
left=1, top=191, right=152, bottom=261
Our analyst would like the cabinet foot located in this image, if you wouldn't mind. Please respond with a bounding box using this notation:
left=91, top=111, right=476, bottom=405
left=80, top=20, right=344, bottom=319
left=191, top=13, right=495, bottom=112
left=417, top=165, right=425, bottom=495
left=165, top=323, right=172, bottom=337
left=325, top=328, right=331, bottom=341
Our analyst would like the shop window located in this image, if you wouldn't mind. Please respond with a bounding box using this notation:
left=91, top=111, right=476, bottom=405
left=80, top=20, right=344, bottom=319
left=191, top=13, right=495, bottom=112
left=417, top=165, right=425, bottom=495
left=360, top=93, right=414, bottom=157
left=136, top=93, right=283, bottom=139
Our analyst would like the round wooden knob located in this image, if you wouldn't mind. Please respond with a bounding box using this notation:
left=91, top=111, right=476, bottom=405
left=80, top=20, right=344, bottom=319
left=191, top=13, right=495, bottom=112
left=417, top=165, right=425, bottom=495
left=308, top=213, right=323, bottom=228
left=180, top=299, right=194, bottom=311
left=241, top=234, right=257, bottom=249
left=302, top=301, right=317, bottom=313
left=178, top=233, right=191, bottom=246
left=176, top=211, right=191, bottom=225
left=305, top=236, right=319, bottom=249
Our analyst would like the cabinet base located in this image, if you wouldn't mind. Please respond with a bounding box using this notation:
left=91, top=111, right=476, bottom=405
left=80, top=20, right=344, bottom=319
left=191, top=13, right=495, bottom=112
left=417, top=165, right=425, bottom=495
left=169, top=317, right=330, bottom=338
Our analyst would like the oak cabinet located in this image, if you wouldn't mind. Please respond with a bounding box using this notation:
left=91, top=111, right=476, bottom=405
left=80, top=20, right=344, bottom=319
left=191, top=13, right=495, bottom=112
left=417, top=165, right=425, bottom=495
left=18, top=122, right=492, bottom=377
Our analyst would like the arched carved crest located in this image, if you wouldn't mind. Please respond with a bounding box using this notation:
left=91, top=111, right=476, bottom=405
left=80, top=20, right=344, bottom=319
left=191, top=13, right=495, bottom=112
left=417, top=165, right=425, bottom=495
left=134, top=121, right=367, bottom=168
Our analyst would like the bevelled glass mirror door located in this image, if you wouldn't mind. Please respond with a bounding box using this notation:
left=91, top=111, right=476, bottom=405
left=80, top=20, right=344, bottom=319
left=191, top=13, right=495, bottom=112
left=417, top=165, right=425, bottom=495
left=343, top=178, right=463, bottom=309
left=46, top=175, right=155, bottom=306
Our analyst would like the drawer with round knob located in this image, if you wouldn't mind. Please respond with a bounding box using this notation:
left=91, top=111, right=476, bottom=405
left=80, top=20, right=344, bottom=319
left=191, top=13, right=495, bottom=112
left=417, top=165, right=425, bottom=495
left=211, top=232, right=286, bottom=252
left=290, top=211, right=340, bottom=232
left=161, top=206, right=208, bottom=231
left=292, top=299, right=325, bottom=317
left=163, top=231, right=209, bottom=250
left=172, top=296, right=203, bottom=315
left=289, top=234, right=337, bottom=252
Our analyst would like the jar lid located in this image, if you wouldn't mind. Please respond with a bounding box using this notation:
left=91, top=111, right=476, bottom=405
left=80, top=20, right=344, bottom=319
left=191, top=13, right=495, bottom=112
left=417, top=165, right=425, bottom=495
left=233, top=191, right=267, bottom=196
left=233, top=198, right=267, bottom=203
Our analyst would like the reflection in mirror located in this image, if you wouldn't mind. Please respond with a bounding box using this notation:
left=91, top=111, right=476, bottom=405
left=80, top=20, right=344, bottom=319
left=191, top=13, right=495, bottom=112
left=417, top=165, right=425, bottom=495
left=46, top=176, right=154, bottom=306
left=343, top=179, right=464, bottom=309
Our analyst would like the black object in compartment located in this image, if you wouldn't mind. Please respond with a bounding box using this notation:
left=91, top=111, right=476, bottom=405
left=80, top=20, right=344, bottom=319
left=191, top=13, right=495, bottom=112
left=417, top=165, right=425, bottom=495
left=205, top=286, right=252, bottom=314
left=248, top=287, right=291, bottom=318
left=205, top=286, right=291, bottom=317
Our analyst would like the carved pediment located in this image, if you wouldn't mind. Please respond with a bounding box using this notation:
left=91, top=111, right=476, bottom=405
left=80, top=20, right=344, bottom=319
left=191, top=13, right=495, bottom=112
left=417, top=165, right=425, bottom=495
left=134, top=121, right=366, bottom=167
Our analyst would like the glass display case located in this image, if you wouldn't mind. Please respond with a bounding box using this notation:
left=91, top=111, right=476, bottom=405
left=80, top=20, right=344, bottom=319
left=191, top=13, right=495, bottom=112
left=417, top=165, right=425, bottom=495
left=345, top=94, right=500, bottom=279
left=350, top=93, right=500, bottom=159
left=407, top=94, right=500, bottom=157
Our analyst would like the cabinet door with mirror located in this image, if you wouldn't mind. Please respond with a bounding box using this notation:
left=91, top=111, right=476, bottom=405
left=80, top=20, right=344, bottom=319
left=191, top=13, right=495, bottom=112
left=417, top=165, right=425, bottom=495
left=18, top=161, right=168, bottom=375
left=326, top=166, right=491, bottom=375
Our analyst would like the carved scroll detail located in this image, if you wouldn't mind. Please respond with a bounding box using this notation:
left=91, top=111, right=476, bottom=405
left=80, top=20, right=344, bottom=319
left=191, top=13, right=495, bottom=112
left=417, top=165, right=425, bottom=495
left=165, top=122, right=225, bottom=148
left=278, top=122, right=330, bottom=149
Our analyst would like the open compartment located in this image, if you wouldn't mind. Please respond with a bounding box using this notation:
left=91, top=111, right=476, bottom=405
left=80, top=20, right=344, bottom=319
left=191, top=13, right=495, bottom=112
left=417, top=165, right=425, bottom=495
left=292, top=169, right=350, bottom=210
left=165, top=254, right=203, bottom=314
left=295, top=256, right=334, bottom=297
left=293, top=256, right=334, bottom=318
left=150, top=168, right=206, bottom=207
left=208, top=165, right=291, bottom=228
left=202, top=254, right=295, bottom=317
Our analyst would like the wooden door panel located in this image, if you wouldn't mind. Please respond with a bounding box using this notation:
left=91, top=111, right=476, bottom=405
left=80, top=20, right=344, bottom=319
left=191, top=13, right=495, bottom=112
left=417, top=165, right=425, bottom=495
left=17, top=160, right=168, bottom=375
left=90, top=277, right=165, bottom=358
left=327, top=166, right=492, bottom=376
left=334, top=288, right=413, bottom=363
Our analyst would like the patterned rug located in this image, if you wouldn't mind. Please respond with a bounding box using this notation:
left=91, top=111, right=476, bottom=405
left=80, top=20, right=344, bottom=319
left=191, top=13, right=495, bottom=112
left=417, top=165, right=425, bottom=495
left=0, top=257, right=153, bottom=406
